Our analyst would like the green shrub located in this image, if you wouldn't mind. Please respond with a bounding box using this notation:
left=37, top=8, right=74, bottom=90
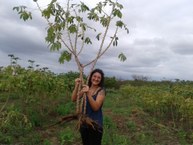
left=56, top=102, right=74, bottom=116
left=127, top=120, right=137, bottom=132
left=0, top=110, right=32, bottom=137
left=27, top=108, right=43, bottom=127
left=59, top=127, right=75, bottom=145
left=0, top=131, right=12, bottom=144
left=43, top=139, right=52, bottom=145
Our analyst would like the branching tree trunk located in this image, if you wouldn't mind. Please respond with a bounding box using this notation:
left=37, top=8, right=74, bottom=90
left=13, top=0, right=129, bottom=129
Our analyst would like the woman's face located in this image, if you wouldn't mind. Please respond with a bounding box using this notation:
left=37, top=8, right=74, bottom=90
left=91, top=72, right=102, bottom=86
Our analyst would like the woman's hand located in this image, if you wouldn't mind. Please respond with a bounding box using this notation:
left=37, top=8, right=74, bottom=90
left=81, top=85, right=89, bottom=93
left=75, top=78, right=81, bottom=86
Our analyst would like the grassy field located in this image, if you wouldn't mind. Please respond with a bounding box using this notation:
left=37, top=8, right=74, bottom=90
left=0, top=88, right=192, bottom=145
left=0, top=67, right=193, bottom=145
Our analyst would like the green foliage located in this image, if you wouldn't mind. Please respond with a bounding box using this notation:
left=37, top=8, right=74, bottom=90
left=0, top=131, right=12, bottom=144
left=134, top=132, right=154, bottom=145
left=103, top=116, right=131, bottom=145
left=0, top=110, right=32, bottom=137
left=13, top=6, right=32, bottom=21
left=59, top=127, right=75, bottom=144
left=14, top=0, right=129, bottom=64
left=27, top=108, right=43, bottom=127
left=177, top=129, right=189, bottom=145
left=118, top=52, right=127, bottom=61
left=1, top=56, right=193, bottom=144
left=59, top=50, right=72, bottom=63
left=120, top=83, right=193, bottom=140
left=127, top=120, right=137, bottom=132
left=103, top=116, right=116, bottom=129
left=104, top=76, right=120, bottom=89
left=56, top=102, right=74, bottom=115
left=43, top=139, right=52, bottom=145
left=19, top=132, right=42, bottom=145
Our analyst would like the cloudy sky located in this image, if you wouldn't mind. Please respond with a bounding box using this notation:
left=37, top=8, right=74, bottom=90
left=1, top=0, right=193, bottom=81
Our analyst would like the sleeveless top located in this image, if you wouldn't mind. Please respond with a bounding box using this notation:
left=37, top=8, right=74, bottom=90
left=85, top=88, right=104, bottom=128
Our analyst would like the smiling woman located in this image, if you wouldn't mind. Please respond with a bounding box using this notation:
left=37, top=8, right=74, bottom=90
left=71, top=68, right=105, bottom=145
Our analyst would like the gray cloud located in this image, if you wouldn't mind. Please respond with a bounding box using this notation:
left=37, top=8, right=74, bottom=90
left=1, top=0, right=193, bottom=81
left=171, top=41, right=193, bottom=55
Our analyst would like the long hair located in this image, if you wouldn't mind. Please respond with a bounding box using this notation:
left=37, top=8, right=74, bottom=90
left=88, top=69, right=104, bottom=88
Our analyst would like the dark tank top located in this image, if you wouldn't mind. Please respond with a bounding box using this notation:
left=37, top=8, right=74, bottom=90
left=86, top=88, right=103, bottom=127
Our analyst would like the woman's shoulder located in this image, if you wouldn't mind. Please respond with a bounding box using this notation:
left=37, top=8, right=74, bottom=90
left=97, top=87, right=106, bottom=96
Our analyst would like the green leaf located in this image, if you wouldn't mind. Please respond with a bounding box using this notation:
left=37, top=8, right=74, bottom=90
left=52, top=41, right=61, bottom=51
left=96, top=33, right=102, bottom=40
left=80, top=2, right=90, bottom=12
left=45, top=26, right=55, bottom=43
left=67, top=16, right=75, bottom=24
left=118, top=53, right=127, bottom=61
left=116, top=3, right=123, bottom=9
left=59, top=51, right=72, bottom=63
left=13, top=6, right=32, bottom=21
left=68, top=24, right=77, bottom=33
left=113, top=37, right=118, bottom=46
left=116, top=21, right=129, bottom=34
left=76, top=16, right=83, bottom=22
left=116, top=21, right=124, bottom=28
left=85, top=37, right=92, bottom=44
left=88, top=11, right=99, bottom=21
left=96, top=2, right=102, bottom=13
left=113, top=9, right=122, bottom=18
left=13, top=7, right=19, bottom=12
left=100, top=16, right=108, bottom=27
left=80, top=23, right=86, bottom=31
left=42, top=5, right=54, bottom=19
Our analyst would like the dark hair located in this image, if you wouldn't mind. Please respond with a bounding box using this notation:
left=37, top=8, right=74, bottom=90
left=88, top=68, right=104, bottom=88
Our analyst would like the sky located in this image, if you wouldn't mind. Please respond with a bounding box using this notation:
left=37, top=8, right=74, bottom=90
left=1, top=0, right=193, bottom=81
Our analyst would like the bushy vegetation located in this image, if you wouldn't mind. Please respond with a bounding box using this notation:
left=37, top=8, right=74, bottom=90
left=0, top=59, right=193, bottom=144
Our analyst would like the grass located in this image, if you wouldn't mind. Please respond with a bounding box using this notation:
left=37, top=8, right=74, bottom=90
left=0, top=88, right=192, bottom=145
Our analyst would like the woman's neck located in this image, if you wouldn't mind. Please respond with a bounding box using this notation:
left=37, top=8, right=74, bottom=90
left=90, top=85, right=99, bottom=90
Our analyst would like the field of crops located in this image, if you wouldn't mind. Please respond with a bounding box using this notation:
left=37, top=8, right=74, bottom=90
left=0, top=65, right=193, bottom=145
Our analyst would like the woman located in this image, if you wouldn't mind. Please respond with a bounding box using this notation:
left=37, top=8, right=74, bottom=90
left=71, top=68, right=105, bottom=145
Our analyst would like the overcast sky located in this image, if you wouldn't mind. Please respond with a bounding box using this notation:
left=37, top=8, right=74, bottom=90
left=1, top=0, right=193, bottom=81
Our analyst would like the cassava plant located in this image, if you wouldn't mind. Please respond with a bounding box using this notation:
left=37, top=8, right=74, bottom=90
left=13, top=0, right=129, bottom=129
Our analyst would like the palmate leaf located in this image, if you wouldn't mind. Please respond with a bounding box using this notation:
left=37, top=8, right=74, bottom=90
left=42, top=8, right=51, bottom=19
left=20, top=12, right=32, bottom=21
left=13, top=6, right=32, bottom=21
left=116, top=3, right=123, bottom=9
left=118, top=53, right=127, bottom=61
left=116, top=21, right=129, bottom=34
left=46, top=26, right=55, bottom=43
left=88, top=10, right=99, bottom=21
left=59, top=51, right=72, bottom=63
left=113, top=8, right=122, bottom=18
left=113, top=37, right=118, bottom=46
left=100, top=16, right=108, bottom=27
left=96, top=2, right=102, bottom=13
left=80, top=2, right=90, bottom=12
left=85, top=37, right=92, bottom=44
left=50, top=41, right=62, bottom=51
left=96, top=33, right=102, bottom=40
left=67, top=16, right=75, bottom=24
left=68, top=24, right=77, bottom=33
left=116, top=21, right=124, bottom=28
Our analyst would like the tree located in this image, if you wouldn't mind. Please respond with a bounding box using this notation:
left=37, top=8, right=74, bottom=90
left=13, top=0, right=129, bottom=129
left=132, top=74, right=150, bottom=81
